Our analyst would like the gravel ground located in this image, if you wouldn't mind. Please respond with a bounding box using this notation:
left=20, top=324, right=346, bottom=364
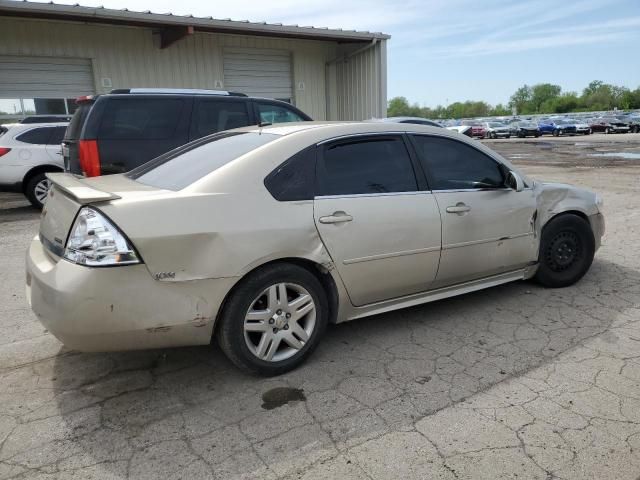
left=0, top=135, right=639, bottom=479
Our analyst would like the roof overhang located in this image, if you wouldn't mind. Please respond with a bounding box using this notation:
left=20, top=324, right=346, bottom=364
left=0, top=0, right=390, bottom=43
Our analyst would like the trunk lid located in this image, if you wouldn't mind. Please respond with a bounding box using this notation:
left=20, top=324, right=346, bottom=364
left=39, top=173, right=162, bottom=260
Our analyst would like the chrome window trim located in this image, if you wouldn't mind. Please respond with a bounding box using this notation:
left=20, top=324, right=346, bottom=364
left=432, top=187, right=533, bottom=193
left=316, top=131, right=406, bottom=145
left=314, top=190, right=432, bottom=200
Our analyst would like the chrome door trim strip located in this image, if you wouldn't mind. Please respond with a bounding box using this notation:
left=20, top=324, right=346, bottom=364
left=343, top=246, right=441, bottom=265
left=443, top=232, right=533, bottom=250
left=432, top=187, right=533, bottom=193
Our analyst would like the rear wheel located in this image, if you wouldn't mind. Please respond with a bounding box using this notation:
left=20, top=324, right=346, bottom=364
left=25, top=173, right=51, bottom=209
left=216, top=263, right=328, bottom=375
left=535, top=214, right=595, bottom=288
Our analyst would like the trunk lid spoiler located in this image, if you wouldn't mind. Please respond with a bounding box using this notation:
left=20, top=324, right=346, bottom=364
left=46, top=172, right=121, bottom=204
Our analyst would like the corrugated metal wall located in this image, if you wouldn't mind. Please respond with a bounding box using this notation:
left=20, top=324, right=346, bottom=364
left=332, top=41, right=387, bottom=120
left=0, top=16, right=387, bottom=121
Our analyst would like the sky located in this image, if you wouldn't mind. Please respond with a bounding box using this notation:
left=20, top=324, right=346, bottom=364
left=27, top=0, right=640, bottom=108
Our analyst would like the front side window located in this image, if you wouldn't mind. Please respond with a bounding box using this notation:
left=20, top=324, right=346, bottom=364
left=98, top=99, right=184, bottom=140
left=256, top=102, right=305, bottom=124
left=193, top=100, right=250, bottom=139
left=411, top=135, right=504, bottom=191
left=16, top=127, right=52, bottom=145
left=317, top=137, right=417, bottom=196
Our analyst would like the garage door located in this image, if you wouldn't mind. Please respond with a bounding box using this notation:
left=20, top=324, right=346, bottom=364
left=0, top=55, right=95, bottom=98
left=223, top=48, right=292, bottom=101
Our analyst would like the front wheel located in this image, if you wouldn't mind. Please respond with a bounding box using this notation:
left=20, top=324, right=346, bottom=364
left=216, top=263, right=328, bottom=375
left=535, top=214, right=595, bottom=288
left=25, top=173, right=51, bottom=209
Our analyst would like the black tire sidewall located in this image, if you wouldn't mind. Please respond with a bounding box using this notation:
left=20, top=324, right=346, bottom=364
left=217, top=264, right=328, bottom=375
left=535, top=214, right=595, bottom=288
left=25, top=173, right=48, bottom=209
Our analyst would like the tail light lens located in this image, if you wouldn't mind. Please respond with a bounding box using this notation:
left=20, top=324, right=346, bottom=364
left=0, top=147, right=11, bottom=157
left=65, top=207, right=140, bottom=266
left=78, top=140, right=101, bottom=177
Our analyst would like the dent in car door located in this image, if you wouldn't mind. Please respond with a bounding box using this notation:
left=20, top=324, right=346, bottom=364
left=410, top=134, right=537, bottom=287
left=313, top=136, right=442, bottom=306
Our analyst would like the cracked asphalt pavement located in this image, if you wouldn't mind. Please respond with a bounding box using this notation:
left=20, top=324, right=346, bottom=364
left=1, top=136, right=639, bottom=479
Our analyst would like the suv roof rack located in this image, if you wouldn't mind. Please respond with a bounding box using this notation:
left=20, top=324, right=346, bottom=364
left=110, top=88, right=248, bottom=97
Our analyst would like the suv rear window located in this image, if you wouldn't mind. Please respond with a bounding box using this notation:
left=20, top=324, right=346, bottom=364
left=128, top=132, right=278, bottom=190
left=98, top=98, right=185, bottom=140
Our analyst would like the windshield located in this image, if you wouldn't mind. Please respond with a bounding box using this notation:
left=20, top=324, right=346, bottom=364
left=488, top=122, right=504, bottom=127
left=128, top=132, right=279, bottom=190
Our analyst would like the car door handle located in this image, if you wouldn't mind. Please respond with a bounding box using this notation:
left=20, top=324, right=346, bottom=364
left=446, top=203, right=471, bottom=214
left=319, top=211, right=353, bottom=224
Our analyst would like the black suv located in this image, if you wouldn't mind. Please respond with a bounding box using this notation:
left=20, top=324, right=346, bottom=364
left=63, top=88, right=312, bottom=176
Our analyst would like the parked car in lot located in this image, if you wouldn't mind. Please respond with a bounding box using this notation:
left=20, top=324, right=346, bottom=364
left=513, top=121, right=541, bottom=138
left=27, top=122, right=604, bottom=375
left=461, top=121, right=487, bottom=138
left=538, top=119, right=577, bottom=136
left=63, top=88, right=312, bottom=177
left=382, top=117, right=442, bottom=127
left=616, top=115, right=640, bottom=133
left=589, top=117, right=630, bottom=134
left=20, top=115, right=72, bottom=124
left=0, top=122, right=67, bottom=208
left=568, top=119, right=592, bottom=135
left=482, top=121, right=511, bottom=139
left=380, top=116, right=472, bottom=137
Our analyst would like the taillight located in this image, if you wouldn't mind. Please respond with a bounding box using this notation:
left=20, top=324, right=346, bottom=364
left=75, top=95, right=94, bottom=104
left=78, top=140, right=101, bottom=177
left=0, top=147, right=11, bottom=157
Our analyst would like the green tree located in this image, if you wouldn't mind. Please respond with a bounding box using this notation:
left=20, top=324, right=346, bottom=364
left=530, top=83, right=562, bottom=113
left=509, top=85, right=533, bottom=114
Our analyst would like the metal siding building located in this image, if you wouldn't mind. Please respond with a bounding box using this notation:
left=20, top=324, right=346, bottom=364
left=0, top=1, right=389, bottom=122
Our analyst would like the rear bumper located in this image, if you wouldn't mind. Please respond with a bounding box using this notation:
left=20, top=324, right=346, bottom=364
left=26, top=236, right=236, bottom=352
left=0, top=165, right=26, bottom=192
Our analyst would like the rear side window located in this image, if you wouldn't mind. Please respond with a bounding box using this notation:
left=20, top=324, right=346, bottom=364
left=317, top=137, right=417, bottom=196
left=16, top=127, right=52, bottom=145
left=256, top=102, right=305, bottom=124
left=128, top=132, right=279, bottom=190
left=264, top=147, right=316, bottom=201
left=98, top=99, right=185, bottom=140
left=48, top=126, right=66, bottom=145
left=411, top=135, right=504, bottom=190
left=193, top=100, right=250, bottom=139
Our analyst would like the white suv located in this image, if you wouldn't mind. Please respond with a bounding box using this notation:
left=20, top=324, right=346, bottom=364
left=0, top=122, right=67, bottom=208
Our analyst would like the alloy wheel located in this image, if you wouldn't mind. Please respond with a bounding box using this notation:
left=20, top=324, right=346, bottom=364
left=34, top=178, right=51, bottom=204
left=243, top=282, right=316, bottom=362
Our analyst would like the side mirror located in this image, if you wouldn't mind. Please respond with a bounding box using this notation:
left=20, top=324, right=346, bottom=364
left=507, top=171, right=524, bottom=192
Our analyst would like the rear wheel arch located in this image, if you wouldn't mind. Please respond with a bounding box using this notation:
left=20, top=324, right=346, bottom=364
left=22, top=165, right=63, bottom=192
left=213, top=257, right=340, bottom=339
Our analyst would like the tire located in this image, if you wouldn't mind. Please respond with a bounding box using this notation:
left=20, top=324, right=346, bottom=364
left=506, top=135, right=511, bottom=139
left=24, top=172, right=52, bottom=209
left=518, top=132, right=525, bottom=138
left=552, top=129, right=559, bottom=137
left=606, top=127, right=613, bottom=134
left=491, top=132, right=497, bottom=139
left=216, top=263, right=329, bottom=375
left=535, top=214, right=595, bottom=288
left=535, top=133, right=540, bottom=138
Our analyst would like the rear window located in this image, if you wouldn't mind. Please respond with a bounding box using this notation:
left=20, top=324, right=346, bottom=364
left=128, top=132, right=278, bottom=190
left=98, top=98, right=185, bottom=140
